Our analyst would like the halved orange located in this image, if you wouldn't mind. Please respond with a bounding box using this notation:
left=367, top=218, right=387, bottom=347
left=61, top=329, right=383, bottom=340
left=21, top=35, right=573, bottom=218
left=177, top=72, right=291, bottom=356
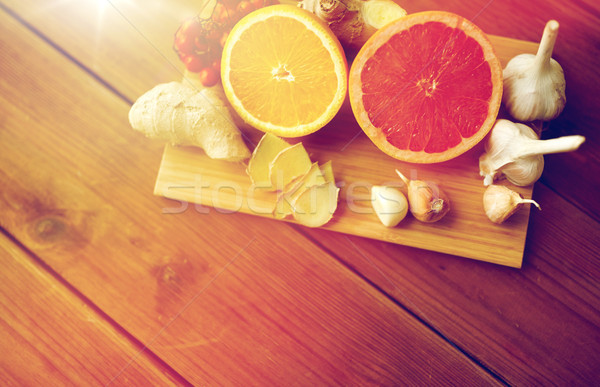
left=221, top=4, right=348, bottom=138
left=349, top=11, right=503, bottom=163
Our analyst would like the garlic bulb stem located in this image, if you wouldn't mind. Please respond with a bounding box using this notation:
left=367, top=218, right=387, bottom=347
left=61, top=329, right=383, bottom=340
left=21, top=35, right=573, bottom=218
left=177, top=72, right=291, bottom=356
left=479, top=119, right=586, bottom=187
left=535, top=20, right=559, bottom=71
left=502, top=20, right=566, bottom=121
left=396, top=170, right=409, bottom=186
left=520, top=198, right=542, bottom=210
left=514, top=135, right=586, bottom=159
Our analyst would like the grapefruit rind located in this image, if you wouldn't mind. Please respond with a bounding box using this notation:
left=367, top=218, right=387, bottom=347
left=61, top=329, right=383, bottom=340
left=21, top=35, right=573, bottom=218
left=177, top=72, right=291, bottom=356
left=349, top=11, right=503, bottom=163
left=221, top=5, right=348, bottom=138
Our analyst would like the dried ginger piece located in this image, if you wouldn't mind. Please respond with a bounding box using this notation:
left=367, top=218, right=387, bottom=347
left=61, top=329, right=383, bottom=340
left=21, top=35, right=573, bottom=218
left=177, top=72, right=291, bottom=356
left=268, top=143, right=313, bottom=190
left=293, top=181, right=340, bottom=227
left=320, top=160, right=335, bottom=183
left=246, top=133, right=339, bottom=227
left=274, top=162, right=326, bottom=219
left=246, top=133, right=290, bottom=187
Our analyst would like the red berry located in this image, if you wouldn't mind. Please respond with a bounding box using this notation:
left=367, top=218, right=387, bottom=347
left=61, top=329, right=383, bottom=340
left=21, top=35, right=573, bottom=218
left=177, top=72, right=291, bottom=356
left=182, top=55, right=205, bottom=72
left=174, top=34, right=195, bottom=55
left=180, top=17, right=203, bottom=36
left=237, top=1, right=253, bottom=17
left=202, top=20, right=222, bottom=41
left=219, top=31, right=229, bottom=48
left=250, top=0, right=264, bottom=9
left=175, top=17, right=210, bottom=60
left=199, top=67, right=219, bottom=87
left=174, top=18, right=203, bottom=55
left=221, top=0, right=240, bottom=8
left=212, top=3, right=232, bottom=25
left=211, top=59, right=221, bottom=73
left=194, top=36, right=209, bottom=53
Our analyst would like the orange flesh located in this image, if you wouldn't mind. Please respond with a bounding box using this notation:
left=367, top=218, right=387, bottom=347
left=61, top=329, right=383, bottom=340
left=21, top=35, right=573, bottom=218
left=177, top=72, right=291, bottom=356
left=361, top=21, right=493, bottom=154
left=228, top=16, right=338, bottom=127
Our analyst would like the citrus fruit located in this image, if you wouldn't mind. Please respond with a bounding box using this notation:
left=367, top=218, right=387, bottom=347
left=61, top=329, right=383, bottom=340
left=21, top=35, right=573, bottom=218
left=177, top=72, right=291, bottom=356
left=221, top=4, right=348, bottom=137
left=349, top=11, right=503, bottom=163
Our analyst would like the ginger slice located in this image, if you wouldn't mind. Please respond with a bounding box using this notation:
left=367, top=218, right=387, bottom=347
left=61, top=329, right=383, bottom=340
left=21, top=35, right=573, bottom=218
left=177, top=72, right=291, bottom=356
left=246, top=133, right=290, bottom=187
left=274, top=162, right=326, bottom=219
left=268, top=143, right=313, bottom=190
left=320, top=160, right=334, bottom=183
left=246, top=133, right=338, bottom=225
left=292, top=181, right=340, bottom=228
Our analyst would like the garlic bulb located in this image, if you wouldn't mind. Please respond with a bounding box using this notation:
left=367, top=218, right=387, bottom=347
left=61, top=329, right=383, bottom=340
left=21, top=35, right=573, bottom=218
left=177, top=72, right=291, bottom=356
left=479, top=119, right=585, bottom=186
left=483, top=185, right=540, bottom=224
left=396, top=170, right=450, bottom=223
left=503, top=20, right=566, bottom=121
left=371, top=185, right=408, bottom=227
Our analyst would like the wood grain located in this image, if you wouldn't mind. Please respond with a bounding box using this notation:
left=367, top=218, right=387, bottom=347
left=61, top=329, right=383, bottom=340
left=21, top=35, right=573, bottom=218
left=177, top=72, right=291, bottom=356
left=3, top=0, right=596, bottom=223
left=155, top=35, right=539, bottom=267
left=300, top=182, right=600, bottom=384
left=1, top=0, right=599, bottom=384
left=0, top=0, right=197, bottom=103
left=0, top=232, right=186, bottom=385
left=0, top=6, right=501, bottom=385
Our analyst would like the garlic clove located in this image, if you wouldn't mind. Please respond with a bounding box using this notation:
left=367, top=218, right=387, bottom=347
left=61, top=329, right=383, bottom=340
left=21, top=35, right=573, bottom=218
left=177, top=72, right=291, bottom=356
left=396, top=170, right=450, bottom=223
left=371, top=185, right=408, bottom=227
left=502, top=20, right=566, bottom=122
left=499, top=155, right=544, bottom=187
left=483, top=185, right=541, bottom=224
left=479, top=119, right=585, bottom=187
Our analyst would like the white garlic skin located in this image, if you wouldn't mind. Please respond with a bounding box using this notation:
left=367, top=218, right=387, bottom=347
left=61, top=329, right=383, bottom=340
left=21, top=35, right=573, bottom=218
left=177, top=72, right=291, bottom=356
left=483, top=185, right=540, bottom=224
left=479, top=119, right=544, bottom=186
left=498, top=153, right=544, bottom=186
left=395, top=170, right=450, bottom=223
left=371, top=186, right=408, bottom=227
left=503, top=54, right=566, bottom=121
left=479, top=119, right=585, bottom=187
left=502, top=20, right=566, bottom=122
left=406, top=180, right=450, bottom=223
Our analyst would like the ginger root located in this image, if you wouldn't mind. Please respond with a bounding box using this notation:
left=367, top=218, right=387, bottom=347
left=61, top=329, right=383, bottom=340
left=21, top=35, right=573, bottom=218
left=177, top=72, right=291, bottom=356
left=299, top=0, right=407, bottom=49
left=128, top=81, right=250, bottom=161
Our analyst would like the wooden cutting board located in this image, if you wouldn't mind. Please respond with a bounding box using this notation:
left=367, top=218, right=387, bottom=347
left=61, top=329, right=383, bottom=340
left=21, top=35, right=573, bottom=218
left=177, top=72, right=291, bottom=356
left=154, top=35, right=539, bottom=268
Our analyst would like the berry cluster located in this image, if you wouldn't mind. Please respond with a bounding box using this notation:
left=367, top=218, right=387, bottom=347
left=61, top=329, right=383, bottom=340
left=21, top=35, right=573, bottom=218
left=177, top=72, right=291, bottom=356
left=174, top=0, right=278, bottom=87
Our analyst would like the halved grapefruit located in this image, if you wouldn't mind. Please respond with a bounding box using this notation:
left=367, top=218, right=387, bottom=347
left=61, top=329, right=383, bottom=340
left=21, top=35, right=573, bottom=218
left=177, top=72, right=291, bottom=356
left=349, top=11, right=503, bottom=163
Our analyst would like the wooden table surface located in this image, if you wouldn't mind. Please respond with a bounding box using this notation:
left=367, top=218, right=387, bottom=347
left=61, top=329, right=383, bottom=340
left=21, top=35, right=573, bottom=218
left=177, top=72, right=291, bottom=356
left=1, top=0, right=599, bottom=385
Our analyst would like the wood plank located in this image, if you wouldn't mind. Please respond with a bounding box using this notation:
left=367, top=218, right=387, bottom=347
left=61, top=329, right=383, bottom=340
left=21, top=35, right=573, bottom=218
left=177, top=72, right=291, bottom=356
left=2, top=0, right=598, bottom=225
left=0, top=0, right=197, bottom=103
left=0, top=232, right=187, bottom=385
left=3, top=0, right=596, bottom=257
left=155, top=35, right=538, bottom=268
left=2, top=0, right=598, bottom=383
left=0, top=7, right=500, bottom=384
left=300, top=182, right=600, bottom=385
